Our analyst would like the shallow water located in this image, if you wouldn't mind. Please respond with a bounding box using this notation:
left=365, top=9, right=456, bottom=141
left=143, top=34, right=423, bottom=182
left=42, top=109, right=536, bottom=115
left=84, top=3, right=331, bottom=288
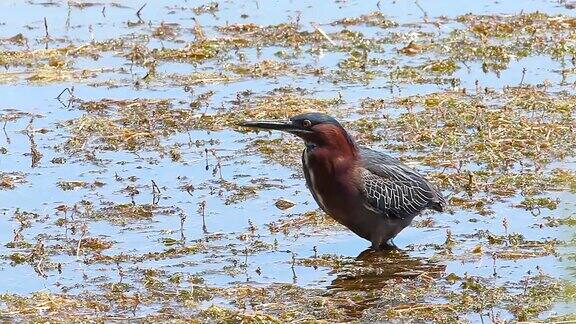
left=0, top=0, right=575, bottom=322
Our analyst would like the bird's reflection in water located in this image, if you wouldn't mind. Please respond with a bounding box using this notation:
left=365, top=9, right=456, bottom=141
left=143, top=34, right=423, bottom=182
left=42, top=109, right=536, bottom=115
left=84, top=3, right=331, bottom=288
left=329, top=248, right=446, bottom=291
left=325, top=248, right=446, bottom=317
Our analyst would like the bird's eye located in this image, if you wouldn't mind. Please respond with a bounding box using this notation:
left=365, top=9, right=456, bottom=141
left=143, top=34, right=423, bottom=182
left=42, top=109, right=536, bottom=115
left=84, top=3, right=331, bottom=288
left=302, top=119, right=312, bottom=128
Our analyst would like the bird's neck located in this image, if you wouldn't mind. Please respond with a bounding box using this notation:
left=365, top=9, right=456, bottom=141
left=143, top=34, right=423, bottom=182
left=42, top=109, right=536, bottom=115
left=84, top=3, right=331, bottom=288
left=306, top=141, right=358, bottom=160
left=305, top=138, right=359, bottom=178
left=309, top=126, right=359, bottom=159
left=304, top=141, right=361, bottom=218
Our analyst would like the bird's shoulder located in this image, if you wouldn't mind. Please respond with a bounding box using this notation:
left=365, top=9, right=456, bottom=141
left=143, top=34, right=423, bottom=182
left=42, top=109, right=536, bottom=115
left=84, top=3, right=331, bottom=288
left=357, top=147, right=422, bottom=181
left=356, top=147, right=445, bottom=217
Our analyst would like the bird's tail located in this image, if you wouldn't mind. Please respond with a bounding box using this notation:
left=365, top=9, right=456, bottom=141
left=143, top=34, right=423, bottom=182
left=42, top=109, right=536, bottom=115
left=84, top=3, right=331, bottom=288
left=426, top=181, right=446, bottom=212
left=429, top=200, right=444, bottom=212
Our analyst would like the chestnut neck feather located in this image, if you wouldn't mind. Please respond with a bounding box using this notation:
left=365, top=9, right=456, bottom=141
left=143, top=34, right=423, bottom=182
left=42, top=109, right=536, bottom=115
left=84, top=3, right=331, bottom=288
left=308, top=124, right=358, bottom=160
left=303, top=123, right=361, bottom=218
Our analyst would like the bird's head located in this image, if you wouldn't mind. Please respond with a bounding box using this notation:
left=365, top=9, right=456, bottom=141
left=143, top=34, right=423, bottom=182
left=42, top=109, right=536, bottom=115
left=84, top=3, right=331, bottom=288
left=239, top=112, right=357, bottom=155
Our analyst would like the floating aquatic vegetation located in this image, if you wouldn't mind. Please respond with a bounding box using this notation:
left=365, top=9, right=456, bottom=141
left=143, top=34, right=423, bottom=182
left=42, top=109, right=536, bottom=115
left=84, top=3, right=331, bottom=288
left=0, top=3, right=575, bottom=322
left=64, top=99, right=180, bottom=151
left=151, top=22, right=180, bottom=40
left=267, top=211, right=340, bottom=236
left=0, top=172, right=26, bottom=190
left=150, top=41, right=221, bottom=62
left=441, top=12, right=576, bottom=71
left=72, top=201, right=183, bottom=225
left=331, top=11, right=398, bottom=29
left=274, top=198, right=295, bottom=210
left=0, top=292, right=109, bottom=320
left=228, top=59, right=296, bottom=78
left=57, top=180, right=105, bottom=191
left=217, top=23, right=319, bottom=47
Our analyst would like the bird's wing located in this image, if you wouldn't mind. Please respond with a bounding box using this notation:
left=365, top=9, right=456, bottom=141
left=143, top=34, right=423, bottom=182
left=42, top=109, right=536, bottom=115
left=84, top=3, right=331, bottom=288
left=358, top=147, right=445, bottom=219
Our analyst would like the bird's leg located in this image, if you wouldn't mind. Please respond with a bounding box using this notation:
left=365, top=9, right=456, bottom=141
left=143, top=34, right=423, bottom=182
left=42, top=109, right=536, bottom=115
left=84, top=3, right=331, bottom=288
left=370, top=236, right=384, bottom=251
left=370, top=225, right=398, bottom=250
left=378, top=239, right=399, bottom=251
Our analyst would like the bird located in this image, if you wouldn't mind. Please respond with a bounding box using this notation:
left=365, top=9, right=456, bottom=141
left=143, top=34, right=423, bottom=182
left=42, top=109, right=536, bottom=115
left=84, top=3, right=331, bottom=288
left=238, top=112, right=445, bottom=250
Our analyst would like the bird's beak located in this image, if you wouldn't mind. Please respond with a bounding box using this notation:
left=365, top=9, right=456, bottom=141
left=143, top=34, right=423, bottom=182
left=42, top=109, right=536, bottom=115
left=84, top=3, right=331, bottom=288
left=238, top=119, right=311, bottom=134
left=238, top=119, right=293, bottom=131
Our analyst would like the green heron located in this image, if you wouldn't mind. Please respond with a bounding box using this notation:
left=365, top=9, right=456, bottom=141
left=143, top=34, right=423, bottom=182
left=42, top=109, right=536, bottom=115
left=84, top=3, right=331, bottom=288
left=239, top=112, right=445, bottom=250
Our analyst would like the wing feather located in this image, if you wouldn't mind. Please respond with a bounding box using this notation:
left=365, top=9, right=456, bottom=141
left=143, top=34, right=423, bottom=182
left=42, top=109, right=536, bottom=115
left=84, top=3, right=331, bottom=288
left=358, top=147, right=445, bottom=219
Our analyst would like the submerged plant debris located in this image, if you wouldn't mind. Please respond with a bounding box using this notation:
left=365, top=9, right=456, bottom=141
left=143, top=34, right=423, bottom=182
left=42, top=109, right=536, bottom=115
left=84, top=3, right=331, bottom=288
left=0, top=0, right=575, bottom=322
